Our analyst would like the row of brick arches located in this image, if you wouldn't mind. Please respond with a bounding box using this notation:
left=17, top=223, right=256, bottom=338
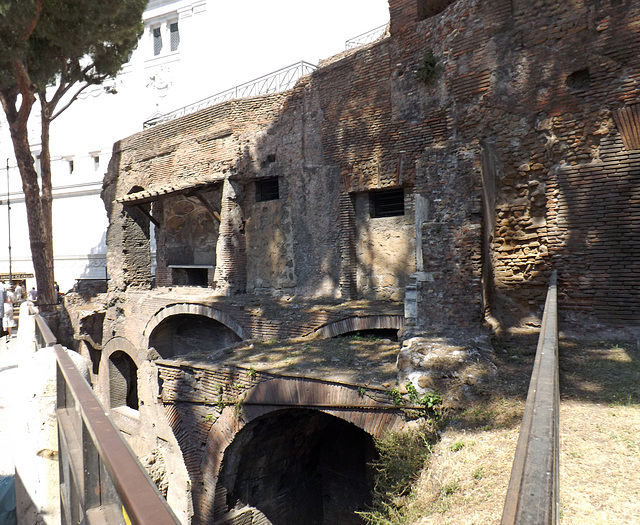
left=102, top=305, right=406, bottom=524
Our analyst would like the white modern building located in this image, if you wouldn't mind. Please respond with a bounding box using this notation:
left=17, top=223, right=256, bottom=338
left=0, top=0, right=388, bottom=293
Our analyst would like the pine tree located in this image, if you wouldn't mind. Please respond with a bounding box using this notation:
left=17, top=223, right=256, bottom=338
left=0, top=0, right=145, bottom=309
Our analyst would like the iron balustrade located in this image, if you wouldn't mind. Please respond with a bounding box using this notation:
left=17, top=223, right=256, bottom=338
left=501, top=270, right=559, bottom=525
left=143, top=61, right=317, bottom=128
left=345, top=24, right=389, bottom=49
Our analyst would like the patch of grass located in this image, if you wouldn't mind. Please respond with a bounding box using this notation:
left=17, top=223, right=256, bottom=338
left=358, top=424, right=439, bottom=525
left=449, top=440, right=466, bottom=452
left=442, top=480, right=460, bottom=496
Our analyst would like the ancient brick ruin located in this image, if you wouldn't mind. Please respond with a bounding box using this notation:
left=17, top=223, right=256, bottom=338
left=65, top=0, right=640, bottom=522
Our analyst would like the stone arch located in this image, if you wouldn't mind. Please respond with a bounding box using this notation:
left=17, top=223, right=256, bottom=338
left=101, top=337, right=142, bottom=411
left=198, top=377, right=405, bottom=523
left=310, top=314, right=405, bottom=339
left=143, top=303, right=247, bottom=347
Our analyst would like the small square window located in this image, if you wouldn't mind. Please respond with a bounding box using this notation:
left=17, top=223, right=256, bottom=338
left=170, top=22, right=180, bottom=52
left=370, top=189, right=405, bottom=218
left=256, top=178, right=280, bottom=202
left=153, top=27, right=162, bottom=56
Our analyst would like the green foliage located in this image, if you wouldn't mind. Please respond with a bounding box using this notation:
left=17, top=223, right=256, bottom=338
left=388, top=387, right=406, bottom=406
left=449, top=440, right=466, bottom=452
left=405, top=380, right=443, bottom=418
left=0, top=0, right=146, bottom=92
left=359, top=425, right=437, bottom=524
left=416, top=50, right=443, bottom=86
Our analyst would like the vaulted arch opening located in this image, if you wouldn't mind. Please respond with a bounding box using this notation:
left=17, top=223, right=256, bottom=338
left=214, top=408, right=377, bottom=524
left=149, top=313, right=242, bottom=359
left=108, top=350, right=139, bottom=410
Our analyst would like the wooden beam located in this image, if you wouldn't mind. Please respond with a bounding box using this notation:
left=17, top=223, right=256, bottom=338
left=196, top=194, right=222, bottom=222
left=136, top=204, right=160, bottom=228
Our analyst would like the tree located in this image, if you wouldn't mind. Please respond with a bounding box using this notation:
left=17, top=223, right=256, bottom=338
left=0, top=0, right=146, bottom=309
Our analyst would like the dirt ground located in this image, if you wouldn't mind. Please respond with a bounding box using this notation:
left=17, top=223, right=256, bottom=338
left=398, top=335, right=640, bottom=524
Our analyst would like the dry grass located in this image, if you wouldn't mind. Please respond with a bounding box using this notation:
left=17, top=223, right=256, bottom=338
left=369, top=335, right=640, bottom=524
left=559, top=340, right=640, bottom=524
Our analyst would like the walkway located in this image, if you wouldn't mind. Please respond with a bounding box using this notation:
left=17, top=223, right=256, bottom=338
left=0, top=335, right=20, bottom=524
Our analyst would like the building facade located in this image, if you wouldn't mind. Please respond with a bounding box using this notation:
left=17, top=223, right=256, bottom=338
left=63, top=0, right=640, bottom=522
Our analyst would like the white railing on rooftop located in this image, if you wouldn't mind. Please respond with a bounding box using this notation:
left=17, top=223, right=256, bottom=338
left=345, top=23, right=388, bottom=50
left=143, top=61, right=317, bottom=128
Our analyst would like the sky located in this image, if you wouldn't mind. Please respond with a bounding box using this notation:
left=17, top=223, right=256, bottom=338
left=200, top=0, right=390, bottom=95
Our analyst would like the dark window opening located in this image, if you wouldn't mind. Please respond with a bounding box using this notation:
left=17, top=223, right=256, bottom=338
left=153, top=27, right=162, bottom=56
left=417, top=0, right=457, bottom=21
left=172, top=267, right=208, bottom=287
left=170, top=22, right=180, bottom=52
left=256, top=178, right=280, bottom=202
left=370, top=189, right=405, bottom=218
left=566, top=69, right=591, bottom=91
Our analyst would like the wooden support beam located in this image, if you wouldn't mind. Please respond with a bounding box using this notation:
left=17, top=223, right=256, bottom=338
left=196, top=194, right=222, bottom=222
left=136, top=204, right=160, bottom=228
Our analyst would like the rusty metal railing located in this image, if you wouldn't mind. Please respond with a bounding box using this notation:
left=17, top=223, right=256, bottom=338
left=345, top=23, right=388, bottom=49
left=31, top=309, right=180, bottom=524
left=56, top=345, right=181, bottom=525
left=143, top=61, right=317, bottom=128
left=501, top=270, right=559, bottom=525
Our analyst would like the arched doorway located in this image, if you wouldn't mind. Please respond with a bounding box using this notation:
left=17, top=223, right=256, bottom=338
left=108, top=350, right=139, bottom=410
left=149, top=313, right=242, bottom=359
left=215, top=408, right=377, bottom=524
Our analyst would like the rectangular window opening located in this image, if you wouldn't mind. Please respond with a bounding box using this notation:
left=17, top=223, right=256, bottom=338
left=170, top=22, right=180, bottom=52
left=68, top=160, right=74, bottom=174
left=256, top=178, right=280, bottom=202
left=93, top=156, right=100, bottom=171
left=153, top=27, right=162, bottom=56
left=370, top=188, right=405, bottom=218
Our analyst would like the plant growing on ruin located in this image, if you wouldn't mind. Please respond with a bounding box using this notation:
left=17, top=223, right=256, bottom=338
left=0, top=0, right=146, bottom=307
left=358, top=424, right=438, bottom=524
left=416, top=50, right=443, bottom=86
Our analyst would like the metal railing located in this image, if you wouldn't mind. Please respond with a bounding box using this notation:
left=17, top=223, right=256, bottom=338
left=345, top=24, right=388, bottom=49
left=32, top=313, right=181, bottom=525
left=501, top=270, right=559, bottom=525
left=143, top=61, right=317, bottom=128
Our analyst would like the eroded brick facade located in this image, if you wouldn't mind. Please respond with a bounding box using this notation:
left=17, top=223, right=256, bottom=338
left=70, top=0, right=640, bottom=522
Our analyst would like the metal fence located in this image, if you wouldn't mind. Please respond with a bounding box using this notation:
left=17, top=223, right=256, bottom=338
left=501, top=270, right=559, bottom=524
left=345, top=24, right=388, bottom=49
left=143, top=61, right=317, bottom=128
left=31, top=312, right=180, bottom=525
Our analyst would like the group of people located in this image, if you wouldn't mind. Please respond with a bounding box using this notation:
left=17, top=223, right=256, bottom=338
left=0, top=282, right=37, bottom=339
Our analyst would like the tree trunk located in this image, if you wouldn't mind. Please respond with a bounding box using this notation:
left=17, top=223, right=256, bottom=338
left=1, top=93, right=56, bottom=310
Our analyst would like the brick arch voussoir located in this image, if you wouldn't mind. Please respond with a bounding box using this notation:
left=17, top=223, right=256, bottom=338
left=311, top=314, right=405, bottom=339
left=198, top=377, right=405, bottom=523
left=142, top=303, right=247, bottom=347
left=102, top=336, right=143, bottom=366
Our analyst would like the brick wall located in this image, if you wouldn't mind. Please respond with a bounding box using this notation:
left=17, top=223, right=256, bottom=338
left=104, top=0, right=640, bottom=336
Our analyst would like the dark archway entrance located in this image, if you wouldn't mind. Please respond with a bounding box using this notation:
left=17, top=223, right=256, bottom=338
left=108, top=350, right=138, bottom=410
left=215, top=408, right=377, bottom=524
left=149, top=314, right=242, bottom=359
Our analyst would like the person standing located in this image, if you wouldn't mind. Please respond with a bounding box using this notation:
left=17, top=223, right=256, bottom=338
left=28, top=287, right=37, bottom=302
left=13, top=283, right=22, bottom=302
left=3, top=288, right=14, bottom=338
